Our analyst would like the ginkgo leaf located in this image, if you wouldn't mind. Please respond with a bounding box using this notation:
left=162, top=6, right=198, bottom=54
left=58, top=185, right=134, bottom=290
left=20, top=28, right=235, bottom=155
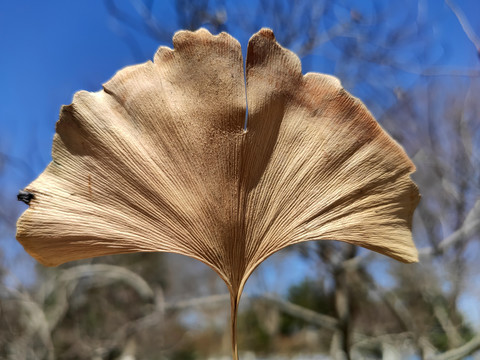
left=16, top=28, right=419, bottom=359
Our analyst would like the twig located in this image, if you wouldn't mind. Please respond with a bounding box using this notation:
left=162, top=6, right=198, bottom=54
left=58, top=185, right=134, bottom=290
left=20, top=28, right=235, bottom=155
left=164, top=293, right=230, bottom=311
left=431, top=334, right=480, bottom=360
left=43, top=264, right=155, bottom=331
left=1, top=285, right=55, bottom=360
left=445, top=0, right=480, bottom=56
left=260, top=293, right=339, bottom=331
left=351, top=331, right=412, bottom=350
left=58, top=264, right=154, bottom=301
left=419, top=199, right=480, bottom=258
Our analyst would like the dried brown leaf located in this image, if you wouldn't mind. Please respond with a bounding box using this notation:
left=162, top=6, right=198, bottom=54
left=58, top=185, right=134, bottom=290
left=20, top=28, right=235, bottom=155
left=16, top=28, right=419, bottom=359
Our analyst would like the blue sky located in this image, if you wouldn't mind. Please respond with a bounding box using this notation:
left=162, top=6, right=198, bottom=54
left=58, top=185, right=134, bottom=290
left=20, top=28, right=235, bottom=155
left=1, top=0, right=479, bottom=169
left=1, top=1, right=479, bottom=313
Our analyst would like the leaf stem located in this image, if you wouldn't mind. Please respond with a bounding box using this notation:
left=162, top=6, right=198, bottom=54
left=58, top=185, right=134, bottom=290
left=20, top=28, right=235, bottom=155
left=230, top=292, right=239, bottom=360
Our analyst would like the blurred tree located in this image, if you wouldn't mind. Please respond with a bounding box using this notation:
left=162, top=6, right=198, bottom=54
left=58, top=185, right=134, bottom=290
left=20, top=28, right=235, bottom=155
left=2, top=0, right=480, bottom=359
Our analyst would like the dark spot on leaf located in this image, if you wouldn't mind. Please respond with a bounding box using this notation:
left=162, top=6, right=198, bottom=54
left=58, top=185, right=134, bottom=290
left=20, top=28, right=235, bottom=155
left=17, top=190, right=34, bottom=205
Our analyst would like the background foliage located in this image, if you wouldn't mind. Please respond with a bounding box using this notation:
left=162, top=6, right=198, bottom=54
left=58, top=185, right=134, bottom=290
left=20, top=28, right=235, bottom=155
left=1, top=1, right=479, bottom=359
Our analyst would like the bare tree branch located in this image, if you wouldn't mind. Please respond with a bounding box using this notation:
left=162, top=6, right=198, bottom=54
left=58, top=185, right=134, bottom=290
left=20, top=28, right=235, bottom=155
left=260, top=293, right=339, bottom=331
left=419, top=199, right=480, bottom=258
left=445, top=0, right=480, bottom=56
left=58, top=264, right=154, bottom=301
left=42, top=264, right=155, bottom=331
left=0, top=285, right=55, bottom=360
left=422, top=291, right=463, bottom=349
left=431, top=333, right=480, bottom=360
